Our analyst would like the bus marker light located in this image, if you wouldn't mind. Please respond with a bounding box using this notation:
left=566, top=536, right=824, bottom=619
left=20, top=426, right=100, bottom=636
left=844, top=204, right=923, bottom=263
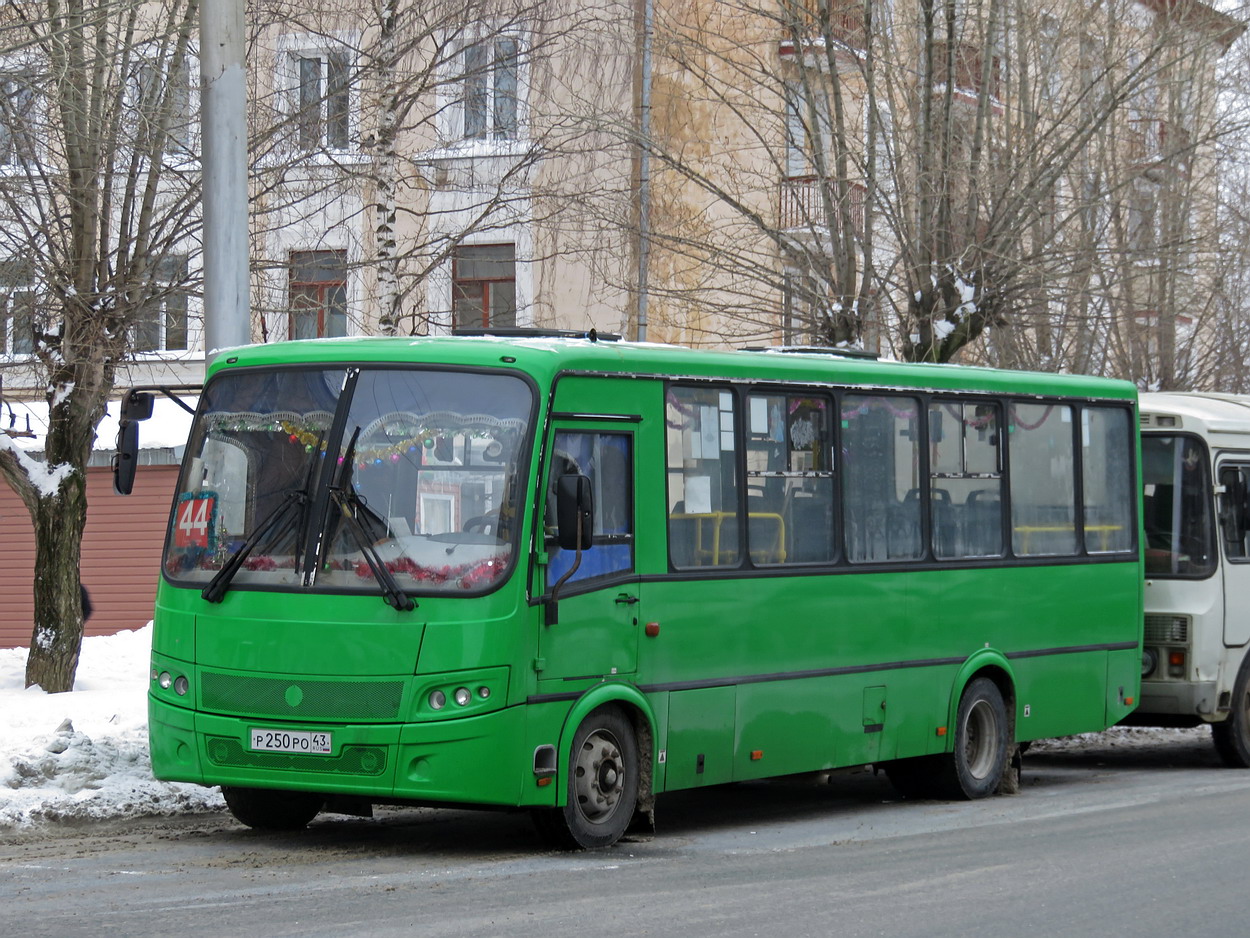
left=936, top=726, right=947, bottom=737
left=477, top=686, right=491, bottom=700
left=645, top=622, right=660, bottom=637
left=537, top=776, right=553, bottom=787
left=1169, top=651, right=1185, bottom=665
left=750, top=750, right=763, bottom=761
left=1125, top=696, right=1134, bottom=706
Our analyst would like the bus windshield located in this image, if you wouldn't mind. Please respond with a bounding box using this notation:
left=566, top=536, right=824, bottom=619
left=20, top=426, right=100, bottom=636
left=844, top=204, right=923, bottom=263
left=1141, top=434, right=1217, bottom=578
left=164, top=366, right=532, bottom=597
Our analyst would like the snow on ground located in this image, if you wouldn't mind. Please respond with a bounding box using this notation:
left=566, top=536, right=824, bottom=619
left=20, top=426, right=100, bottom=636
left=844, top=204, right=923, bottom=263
left=0, top=626, right=1212, bottom=833
left=0, top=624, right=223, bottom=831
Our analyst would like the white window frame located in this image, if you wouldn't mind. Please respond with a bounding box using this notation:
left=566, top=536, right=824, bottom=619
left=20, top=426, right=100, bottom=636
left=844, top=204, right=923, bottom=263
left=440, top=28, right=528, bottom=149
left=126, top=45, right=200, bottom=165
left=277, top=33, right=359, bottom=156
left=0, top=268, right=38, bottom=359
left=131, top=254, right=192, bottom=356
left=0, top=56, right=43, bottom=172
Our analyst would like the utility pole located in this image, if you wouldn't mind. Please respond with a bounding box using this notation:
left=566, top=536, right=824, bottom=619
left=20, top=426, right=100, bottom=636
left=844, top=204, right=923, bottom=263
left=200, top=0, right=252, bottom=360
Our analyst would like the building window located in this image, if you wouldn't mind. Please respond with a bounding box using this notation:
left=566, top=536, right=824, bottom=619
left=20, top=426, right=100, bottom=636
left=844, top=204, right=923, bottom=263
left=131, top=57, right=193, bottom=158
left=289, top=250, right=348, bottom=339
left=294, top=49, right=351, bottom=151
left=0, top=71, right=38, bottom=168
left=0, top=263, right=36, bottom=357
left=461, top=38, right=519, bottom=141
left=134, top=254, right=189, bottom=352
left=452, top=244, right=515, bottom=329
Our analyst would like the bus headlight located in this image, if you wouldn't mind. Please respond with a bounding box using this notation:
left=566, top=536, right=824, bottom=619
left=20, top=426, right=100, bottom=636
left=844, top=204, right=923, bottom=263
left=158, top=671, right=173, bottom=689
left=173, top=675, right=189, bottom=696
left=429, top=690, right=447, bottom=710
left=1141, top=647, right=1158, bottom=678
left=454, top=687, right=472, bottom=707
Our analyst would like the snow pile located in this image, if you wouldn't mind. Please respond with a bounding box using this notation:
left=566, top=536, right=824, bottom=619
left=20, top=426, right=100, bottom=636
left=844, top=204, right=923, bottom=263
left=0, top=624, right=223, bottom=830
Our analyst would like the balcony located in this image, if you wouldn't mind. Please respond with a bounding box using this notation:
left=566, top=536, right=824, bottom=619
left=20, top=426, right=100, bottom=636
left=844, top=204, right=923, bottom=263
left=778, top=2, right=867, bottom=59
left=779, top=176, right=865, bottom=234
left=1126, top=119, right=1193, bottom=176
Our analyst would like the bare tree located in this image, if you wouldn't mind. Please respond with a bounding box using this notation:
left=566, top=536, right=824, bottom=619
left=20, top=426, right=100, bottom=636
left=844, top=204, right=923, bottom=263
left=599, top=0, right=1241, bottom=371
left=243, top=0, right=625, bottom=340
left=0, top=0, right=200, bottom=690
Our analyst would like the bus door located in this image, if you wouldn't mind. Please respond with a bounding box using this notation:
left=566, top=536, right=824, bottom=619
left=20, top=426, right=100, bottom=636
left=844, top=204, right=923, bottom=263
left=1216, top=460, right=1250, bottom=647
left=538, top=423, right=640, bottom=682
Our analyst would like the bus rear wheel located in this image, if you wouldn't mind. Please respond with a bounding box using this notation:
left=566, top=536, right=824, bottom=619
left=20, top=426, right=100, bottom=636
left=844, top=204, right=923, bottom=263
left=936, top=677, right=1008, bottom=799
left=532, top=706, right=638, bottom=849
left=1213, top=658, right=1250, bottom=768
left=222, top=787, right=323, bottom=830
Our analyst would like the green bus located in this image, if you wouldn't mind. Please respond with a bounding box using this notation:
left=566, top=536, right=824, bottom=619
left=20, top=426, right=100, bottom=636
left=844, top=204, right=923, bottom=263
left=135, top=332, right=1142, bottom=848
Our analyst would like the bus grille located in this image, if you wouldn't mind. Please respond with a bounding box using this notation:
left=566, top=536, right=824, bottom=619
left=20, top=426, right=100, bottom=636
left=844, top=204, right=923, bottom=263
left=205, top=737, right=388, bottom=776
left=200, top=672, right=404, bottom=721
left=1144, top=614, right=1189, bottom=644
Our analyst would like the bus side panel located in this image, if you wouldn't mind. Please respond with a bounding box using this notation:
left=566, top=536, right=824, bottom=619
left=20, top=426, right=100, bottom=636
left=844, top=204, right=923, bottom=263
left=1010, top=653, right=1108, bottom=742
left=664, top=686, right=736, bottom=790
left=733, top=678, right=836, bottom=781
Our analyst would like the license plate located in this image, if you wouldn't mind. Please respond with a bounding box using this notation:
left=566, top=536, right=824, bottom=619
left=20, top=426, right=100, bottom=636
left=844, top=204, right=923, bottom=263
left=249, top=728, right=332, bottom=755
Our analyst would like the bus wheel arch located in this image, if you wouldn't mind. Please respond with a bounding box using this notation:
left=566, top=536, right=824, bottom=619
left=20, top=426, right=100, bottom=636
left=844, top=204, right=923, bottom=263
left=940, top=660, right=1016, bottom=799
left=534, top=687, right=656, bottom=849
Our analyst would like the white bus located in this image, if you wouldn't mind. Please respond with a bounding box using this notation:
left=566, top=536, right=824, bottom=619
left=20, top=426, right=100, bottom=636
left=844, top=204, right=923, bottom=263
left=1136, top=392, right=1250, bottom=766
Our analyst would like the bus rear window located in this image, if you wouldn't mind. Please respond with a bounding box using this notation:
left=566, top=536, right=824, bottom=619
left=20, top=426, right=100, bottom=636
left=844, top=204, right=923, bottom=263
left=1142, top=434, right=1216, bottom=578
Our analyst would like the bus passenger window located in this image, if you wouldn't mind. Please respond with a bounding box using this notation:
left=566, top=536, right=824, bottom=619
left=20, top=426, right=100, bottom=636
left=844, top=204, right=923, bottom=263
left=842, top=395, right=922, bottom=562
left=667, top=387, right=741, bottom=568
left=928, top=401, right=1004, bottom=560
left=746, top=393, right=834, bottom=565
left=546, top=431, right=633, bottom=584
left=1008, top=403, right=1077, bottom=557
left=1082, top=407, right=1134, bottom=554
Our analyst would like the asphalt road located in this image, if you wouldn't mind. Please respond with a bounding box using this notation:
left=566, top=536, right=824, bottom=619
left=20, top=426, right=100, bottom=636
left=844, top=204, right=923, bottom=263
left=3, top=731, right=1248, bottom=938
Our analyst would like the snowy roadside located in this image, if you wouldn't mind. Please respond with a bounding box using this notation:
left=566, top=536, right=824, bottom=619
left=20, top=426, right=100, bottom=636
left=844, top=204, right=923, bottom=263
left=0, top=625, right=223, bottom=831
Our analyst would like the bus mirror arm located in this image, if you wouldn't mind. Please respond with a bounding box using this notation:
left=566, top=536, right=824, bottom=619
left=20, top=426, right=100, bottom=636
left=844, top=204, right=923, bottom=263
left=545, top=474, right=593, bottom=625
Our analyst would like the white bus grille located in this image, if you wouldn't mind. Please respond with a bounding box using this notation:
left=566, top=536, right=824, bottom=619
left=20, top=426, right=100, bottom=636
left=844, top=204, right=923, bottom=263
left=1144, top=614, right=1189, bottom=644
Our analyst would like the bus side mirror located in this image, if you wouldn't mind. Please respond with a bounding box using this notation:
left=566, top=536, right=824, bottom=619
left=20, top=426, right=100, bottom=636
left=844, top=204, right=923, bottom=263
left=556, top=473, right=593, bottom=551
left=112, top=391, right=154, bottom=495
left=112, top=420, right=140, bottom=495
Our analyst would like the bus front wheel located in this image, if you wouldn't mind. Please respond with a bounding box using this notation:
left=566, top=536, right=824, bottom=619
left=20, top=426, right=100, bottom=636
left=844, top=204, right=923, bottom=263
left=222, top=786, right=323, bottom=830
left=1213, top=658, right=1250, bottom=768
left=937, top=677, right=1008, bottom=799
left=532, top=706, right=638, bottom=849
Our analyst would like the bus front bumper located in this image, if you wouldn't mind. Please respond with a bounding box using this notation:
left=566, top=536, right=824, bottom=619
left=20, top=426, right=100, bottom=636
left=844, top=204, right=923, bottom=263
left=1137, top=680, right=1219, bottom=719
left=148, top=695, right=543, bottom=808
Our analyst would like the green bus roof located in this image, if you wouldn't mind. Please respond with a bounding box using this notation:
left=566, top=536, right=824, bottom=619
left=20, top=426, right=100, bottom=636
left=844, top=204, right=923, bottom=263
left=209, top=335, right=1138, bottom=401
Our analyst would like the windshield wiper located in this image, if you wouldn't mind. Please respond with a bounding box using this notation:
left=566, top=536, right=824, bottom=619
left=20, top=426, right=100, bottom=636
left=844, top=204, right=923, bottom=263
left=202, top=487, right=307, bottom=603
left=202, top=430, right=324, bottom=603
left=326, top=427, right=416, bottom=612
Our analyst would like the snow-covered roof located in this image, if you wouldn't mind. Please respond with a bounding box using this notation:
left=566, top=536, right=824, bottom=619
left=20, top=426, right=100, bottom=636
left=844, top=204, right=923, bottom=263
left=5, top=394, right=198, bottom=454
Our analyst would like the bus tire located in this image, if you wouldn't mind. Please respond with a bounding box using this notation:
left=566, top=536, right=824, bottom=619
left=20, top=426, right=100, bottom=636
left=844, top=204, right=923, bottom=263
left=935, top=676, right=1009, bottom=799
left=532, top=706, right=638, bottom=849
left=222, top=787, right=323, bottom=830
left=1213, top=658, right=1250, bottom=768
